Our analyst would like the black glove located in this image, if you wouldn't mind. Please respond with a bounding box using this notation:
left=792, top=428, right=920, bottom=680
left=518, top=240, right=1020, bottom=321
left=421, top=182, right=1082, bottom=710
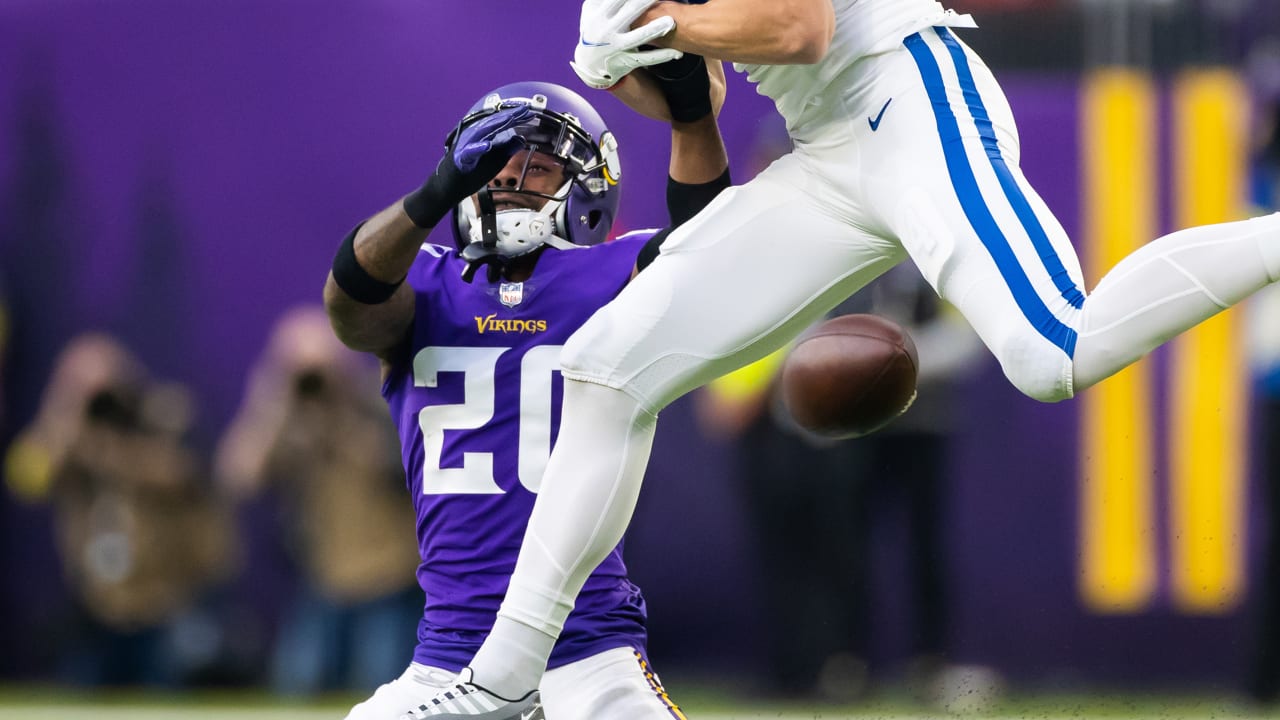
left=648, top=51, right=712, bottom=123
left=403, top=105, right=532, bottom=229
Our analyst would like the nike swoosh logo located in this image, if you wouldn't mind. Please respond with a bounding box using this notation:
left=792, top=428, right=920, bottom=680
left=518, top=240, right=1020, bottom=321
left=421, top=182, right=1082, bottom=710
left=579, top=34, right=610, bottom=47
left=868, top=98, right=893, bottom=131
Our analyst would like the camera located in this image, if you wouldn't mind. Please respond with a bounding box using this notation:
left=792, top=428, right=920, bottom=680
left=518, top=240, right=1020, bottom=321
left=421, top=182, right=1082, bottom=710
left=84, top=387, right=142, bottom=429
left=293, top=370, right=328, bottom=400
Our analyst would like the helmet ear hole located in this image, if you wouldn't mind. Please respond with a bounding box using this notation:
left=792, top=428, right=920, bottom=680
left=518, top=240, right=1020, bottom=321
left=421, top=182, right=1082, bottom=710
left=587, top=209, right=604, bottom=230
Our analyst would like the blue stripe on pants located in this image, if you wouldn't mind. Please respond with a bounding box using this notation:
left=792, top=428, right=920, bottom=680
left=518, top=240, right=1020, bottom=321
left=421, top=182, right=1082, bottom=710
left=904, top=30, right=1078, bottom=357
left=937, top=27, right=1085, bottom=312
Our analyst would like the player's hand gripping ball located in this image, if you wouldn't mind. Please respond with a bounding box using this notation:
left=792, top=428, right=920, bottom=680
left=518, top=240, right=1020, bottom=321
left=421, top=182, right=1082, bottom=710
left=780, top=314, right=919, bottom=439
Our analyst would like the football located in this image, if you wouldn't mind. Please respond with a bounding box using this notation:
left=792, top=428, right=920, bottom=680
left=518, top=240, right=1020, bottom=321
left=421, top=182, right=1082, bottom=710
left=779, top=313, right=919, bottom=439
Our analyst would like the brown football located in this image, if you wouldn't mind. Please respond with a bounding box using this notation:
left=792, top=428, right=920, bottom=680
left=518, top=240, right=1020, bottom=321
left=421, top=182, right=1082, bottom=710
left=780, top=314, right=919, bottom=439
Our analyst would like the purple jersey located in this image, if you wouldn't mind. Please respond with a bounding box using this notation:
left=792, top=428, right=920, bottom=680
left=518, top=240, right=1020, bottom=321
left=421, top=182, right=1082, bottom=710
left=382, top=232, right=652, bottom=672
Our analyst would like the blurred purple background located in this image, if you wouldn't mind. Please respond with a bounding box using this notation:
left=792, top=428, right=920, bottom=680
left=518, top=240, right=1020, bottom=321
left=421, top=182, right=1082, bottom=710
left=1, top=0, right=1277, bottom=695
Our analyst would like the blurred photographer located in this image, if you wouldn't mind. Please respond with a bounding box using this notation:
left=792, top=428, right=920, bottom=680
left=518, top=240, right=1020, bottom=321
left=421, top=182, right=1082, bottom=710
left=3, top=333, right=235, bottom=686
left=216, top=306, right=419, bottom=696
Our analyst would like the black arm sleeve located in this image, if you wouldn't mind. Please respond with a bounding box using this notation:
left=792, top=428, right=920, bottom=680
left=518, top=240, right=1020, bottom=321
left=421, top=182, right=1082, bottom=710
left=666, top=167, right=732, bottom=227
left=636, top=167, right=732, bottom=273
left=332, top=222, right=404, bottom=304
left=648, top=53, right=712, bottom=124
left=635, top=227, right=674, bottom=273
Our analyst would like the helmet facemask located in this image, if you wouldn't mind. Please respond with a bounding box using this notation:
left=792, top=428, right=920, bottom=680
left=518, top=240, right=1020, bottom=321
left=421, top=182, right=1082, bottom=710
left=457, top=148, right=577, bottom=260
left=450, top=87, right=622, bottom=282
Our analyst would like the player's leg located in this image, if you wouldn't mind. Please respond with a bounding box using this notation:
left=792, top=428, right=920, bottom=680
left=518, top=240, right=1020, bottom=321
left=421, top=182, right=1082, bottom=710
left=468, top=378, right=659, bottom=698
left=815, top=29, right=1083, bottom=401
left=847, top=26, right=1084, bottom=402
left=468, top=154, right=905, bottom=699
left=868, top=26, right=1280, bottom=400
left=539, top=646, right=686, bottom=720
left=1072, top=214, right=1280, bottom=390
left=562, top=156, right=907, bottom=411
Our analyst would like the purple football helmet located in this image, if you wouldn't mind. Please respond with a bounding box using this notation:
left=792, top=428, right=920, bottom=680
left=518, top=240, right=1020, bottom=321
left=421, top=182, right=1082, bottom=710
left=449, top=81, right=622, bottom=257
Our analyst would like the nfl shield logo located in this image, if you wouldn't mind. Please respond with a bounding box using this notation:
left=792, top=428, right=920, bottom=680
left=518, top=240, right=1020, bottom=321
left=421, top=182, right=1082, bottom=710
left=499, top=282, right=524, bottom=308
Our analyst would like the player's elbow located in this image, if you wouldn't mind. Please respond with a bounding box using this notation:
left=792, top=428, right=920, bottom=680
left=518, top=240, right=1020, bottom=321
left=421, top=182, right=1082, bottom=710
left=776, top=33, right=827, bottom=65
left=323, top=310, right=369, bottom=354
left=322, top=275, right=404, bottom=355
left=776, top=1, right=834, bottom=64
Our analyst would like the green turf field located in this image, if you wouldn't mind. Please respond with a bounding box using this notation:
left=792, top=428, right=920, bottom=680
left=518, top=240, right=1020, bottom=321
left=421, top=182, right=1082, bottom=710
left=0, top=686, right=1277, bottom=720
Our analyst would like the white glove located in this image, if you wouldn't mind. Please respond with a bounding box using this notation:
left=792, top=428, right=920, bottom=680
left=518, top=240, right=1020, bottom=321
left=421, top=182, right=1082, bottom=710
left=571, top=0, right=683, bottom=89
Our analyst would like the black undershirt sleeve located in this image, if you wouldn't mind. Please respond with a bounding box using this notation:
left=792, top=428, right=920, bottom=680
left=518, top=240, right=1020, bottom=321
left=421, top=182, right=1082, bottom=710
left=636, top=167, right=732, bottom=273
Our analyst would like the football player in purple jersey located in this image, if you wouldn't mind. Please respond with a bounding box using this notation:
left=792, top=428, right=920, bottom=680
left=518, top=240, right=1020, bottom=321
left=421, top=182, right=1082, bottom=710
left=323, top=50, right=728, bottom=720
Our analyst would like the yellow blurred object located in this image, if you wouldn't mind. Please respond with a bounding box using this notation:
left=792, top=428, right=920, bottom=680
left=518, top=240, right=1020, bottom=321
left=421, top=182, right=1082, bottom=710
left=706, top=346, right=789, bottom=402
left=4, top=437, right=54, bottom=502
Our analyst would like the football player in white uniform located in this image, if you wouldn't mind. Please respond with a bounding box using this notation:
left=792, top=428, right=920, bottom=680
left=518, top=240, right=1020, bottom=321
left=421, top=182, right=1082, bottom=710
left=417, top=0, right=1280, bottom=716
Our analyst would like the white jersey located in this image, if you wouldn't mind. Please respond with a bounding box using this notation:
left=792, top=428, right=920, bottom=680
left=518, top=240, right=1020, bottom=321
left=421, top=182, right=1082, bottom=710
left=735, top=0, right=976, bottom=128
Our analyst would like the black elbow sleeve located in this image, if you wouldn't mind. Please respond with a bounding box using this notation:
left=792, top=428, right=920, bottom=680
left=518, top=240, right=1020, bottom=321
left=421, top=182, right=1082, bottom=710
left=635, top=227, right=673, bottom=273
left=331, top=222, right=403, bottom=304
left=666, top=168, right=731, bottom=228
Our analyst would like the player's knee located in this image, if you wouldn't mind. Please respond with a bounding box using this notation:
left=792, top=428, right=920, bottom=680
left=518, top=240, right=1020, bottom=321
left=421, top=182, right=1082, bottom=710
left=561, top=319, right=672, bottom=414
left=997, top=336, right=1074, bottom=403
left=560, top=320, right=633, bottom=391
left=1007, top=368, right=1072, bottom=403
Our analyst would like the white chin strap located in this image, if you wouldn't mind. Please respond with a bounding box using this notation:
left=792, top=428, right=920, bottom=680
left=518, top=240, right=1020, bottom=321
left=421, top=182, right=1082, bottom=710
left=462, top=182, right=583, bottom=258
